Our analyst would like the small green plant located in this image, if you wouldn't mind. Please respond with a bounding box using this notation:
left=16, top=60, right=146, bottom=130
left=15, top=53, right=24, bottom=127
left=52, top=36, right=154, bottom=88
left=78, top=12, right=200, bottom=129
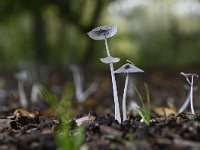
left=40, top=84, right=84, bottom=150
left=134, top=83, right=151, bottom=125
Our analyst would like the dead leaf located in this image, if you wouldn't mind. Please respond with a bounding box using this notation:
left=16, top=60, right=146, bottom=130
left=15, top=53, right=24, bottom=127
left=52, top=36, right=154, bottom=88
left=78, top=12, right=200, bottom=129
left=13, top=108, right=40, bottom=125
left=153, top=107, right=177, bottom=116
left=75, top=115, right=96, bottom=126
left=14, top=108, right=37, bottom=119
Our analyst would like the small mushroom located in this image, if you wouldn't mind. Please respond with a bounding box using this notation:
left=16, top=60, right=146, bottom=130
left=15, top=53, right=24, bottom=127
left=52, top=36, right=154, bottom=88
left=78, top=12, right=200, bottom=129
left=179, top=72, right=199, bottom=114
left=115, top=62, right=144, bottom=121
left=100, top=57, right=120, bottom=64
left=178, top=85, right=198, bottom=113
left=14, top=70, right=30, bottom=108
left=69, top=65, right=99, bottom=103
left=87, top=25, right=117, bottom=40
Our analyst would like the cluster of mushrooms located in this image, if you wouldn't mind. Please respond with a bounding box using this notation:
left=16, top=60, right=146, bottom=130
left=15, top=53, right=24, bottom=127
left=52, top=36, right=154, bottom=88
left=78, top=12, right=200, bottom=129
left=87, top=25, right=199, bottom=124
left=13, top=25, right=199, bottom=125
left=87, top=25, right=144, bottom=123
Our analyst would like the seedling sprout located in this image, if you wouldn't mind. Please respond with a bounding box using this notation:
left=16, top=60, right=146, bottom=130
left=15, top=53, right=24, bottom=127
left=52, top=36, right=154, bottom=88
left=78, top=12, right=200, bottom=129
left=114, top=61, right=144, bottom=121
left=179, top=72, right=199, bottom=114
left=87, top=25, right=121, bottom=123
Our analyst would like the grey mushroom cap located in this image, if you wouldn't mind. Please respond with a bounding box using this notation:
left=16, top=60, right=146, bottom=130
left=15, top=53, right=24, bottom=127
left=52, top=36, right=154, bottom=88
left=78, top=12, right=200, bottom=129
left=114, top=63, right=144, bottom=74
left=180, top=72, right=199, bottom=84
left=87, top=25, right=117, bottom=40
left=180, top=72, right=199, bottom=78
left=15, top=71, right=30, bottom=81
left=100, top=57, right=120, bottom=64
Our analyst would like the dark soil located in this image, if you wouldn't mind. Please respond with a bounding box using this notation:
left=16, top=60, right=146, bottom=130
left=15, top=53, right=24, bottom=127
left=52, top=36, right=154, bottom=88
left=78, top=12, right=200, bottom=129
left=1, top=70, right=200, bottom=150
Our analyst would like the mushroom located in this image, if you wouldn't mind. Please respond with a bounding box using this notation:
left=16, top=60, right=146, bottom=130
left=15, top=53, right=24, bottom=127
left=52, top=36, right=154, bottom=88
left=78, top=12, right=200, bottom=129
left=179, top=72, right=199, bottom=114
left=178, top=85, right=197, bottom=114
left=114, top=62, right=144, bottom=121
left=87, top=25, right=121, bottom=123
left=69, top=64, right=99, bottom=103
left=14, top=70, right=30, bottom=108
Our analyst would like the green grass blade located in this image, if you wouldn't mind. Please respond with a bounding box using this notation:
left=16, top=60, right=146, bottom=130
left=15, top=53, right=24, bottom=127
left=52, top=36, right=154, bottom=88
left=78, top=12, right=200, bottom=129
left=134, top=86, right=145, bottom=108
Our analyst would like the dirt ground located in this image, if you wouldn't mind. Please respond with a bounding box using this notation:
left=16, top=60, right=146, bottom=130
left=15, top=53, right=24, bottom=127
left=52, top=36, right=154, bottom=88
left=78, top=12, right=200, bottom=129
left=0, top=69, right=200, bottom=150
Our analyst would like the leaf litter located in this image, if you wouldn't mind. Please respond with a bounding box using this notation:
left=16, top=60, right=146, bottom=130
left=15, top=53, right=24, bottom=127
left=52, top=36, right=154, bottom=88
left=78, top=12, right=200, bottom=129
left=0, top=71, right=200, bottom=150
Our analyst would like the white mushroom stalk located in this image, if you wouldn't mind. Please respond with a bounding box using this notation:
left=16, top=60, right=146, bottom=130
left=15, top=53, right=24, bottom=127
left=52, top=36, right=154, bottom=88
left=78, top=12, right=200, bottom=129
left=30, top=83, right=42, bottom=103
left=114, top=62, right=144, bottom=121
left=69, top=65, right=99, bottom=103
left=178, top=85, right=197, bottom=113
left=88, top=25, right=121, bottom=123
left=14, top=70, right=30, bottom=108
left=122, top=74, right=129, bottom=121
left=178, top=92, right=190, bottom=113
left=18, top=81, right=27, bottom=108
left=179, top=72, right=199, bottom=114
left=127, top=77, right=135, bottom=98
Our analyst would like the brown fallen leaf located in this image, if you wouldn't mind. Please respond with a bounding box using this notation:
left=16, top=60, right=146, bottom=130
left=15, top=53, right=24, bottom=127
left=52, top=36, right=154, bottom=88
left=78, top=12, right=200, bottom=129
left=75, top=115, right=96, bottom=126
left=13, top=108, right=40, bottom=125
left=153, top=107, right=177, bottom=116
left=14, top=108, right=38, bottom=119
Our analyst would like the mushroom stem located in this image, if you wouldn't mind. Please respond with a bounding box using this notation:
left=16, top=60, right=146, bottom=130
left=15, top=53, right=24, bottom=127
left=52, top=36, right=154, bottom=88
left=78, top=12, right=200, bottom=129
left=104, top=38, right=111, bottom=57
left=70, top=65, right=85, bottom=102
left=190, top=77, right=194, bottom=114
left=178, top=92, right=190, bottom=113
left=122, top=74, right=129, bottom=121
left=104, top=38, right=121, bottom=123
left=30, top=83, right=42, bottom=103
left=18, top=80, right=28, bottom=108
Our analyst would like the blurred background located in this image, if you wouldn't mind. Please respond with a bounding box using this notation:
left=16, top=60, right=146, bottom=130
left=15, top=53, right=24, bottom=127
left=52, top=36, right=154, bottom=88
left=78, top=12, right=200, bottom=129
left=1, top=0, right=200, bottom=70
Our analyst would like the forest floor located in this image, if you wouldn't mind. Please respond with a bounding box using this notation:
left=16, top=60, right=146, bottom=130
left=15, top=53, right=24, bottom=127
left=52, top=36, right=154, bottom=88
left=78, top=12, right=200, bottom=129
left=0, top=69, right=200, bottom=150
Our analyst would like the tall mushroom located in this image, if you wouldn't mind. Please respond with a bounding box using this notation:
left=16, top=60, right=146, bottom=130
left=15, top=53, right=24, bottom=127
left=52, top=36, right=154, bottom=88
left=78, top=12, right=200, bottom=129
left=179, top=72, right=199, bottom=114
left=114, top=62, right=144, bottom=121
left=87, top=25, right=121, bottom=123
